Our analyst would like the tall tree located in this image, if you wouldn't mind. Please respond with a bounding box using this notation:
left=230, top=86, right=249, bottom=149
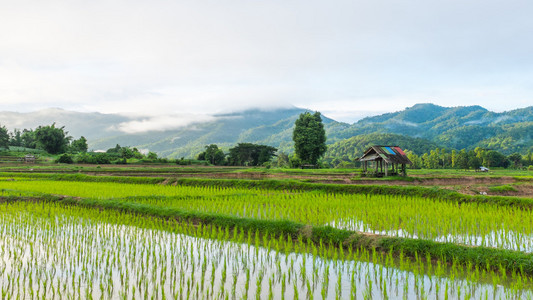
left=34, top=124, right=71, bottom=154
left=468, top=150, right=482, bottom=169
left=422, top=153, right=431, bottom=169
left=70, top=136, right=88, bottom=153
left=0, top=125, right=9, bottom=149
left=227, top=143, right=277, bottom=166
left=508, top=152, right=523, bottom=168
left=275, top=152, right=289, bottom=168
left=484, top=150, right=508, bottom=168
left=451, top=150, right=457, bottom=168
left=456, top=149, right=469, bottom=170
left=106, top=144, right=124, bottom=156
left=21, top=129, right=36, bottom=149
left=428, top=149, right=440, bottom=169
left=405, top=150, right=422, bottom=169
left=9, top=129, right=23, bottom=147
left=292, top=112, right=327, bottom=165
left=199, top=144, right=225, bottom=165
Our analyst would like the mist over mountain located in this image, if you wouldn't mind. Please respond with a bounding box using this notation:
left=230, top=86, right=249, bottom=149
left=0, top=108, right=129, bottom=141
left=1, top=103, right=531, bottom=158
left=89, top=107, right=340, bottom=158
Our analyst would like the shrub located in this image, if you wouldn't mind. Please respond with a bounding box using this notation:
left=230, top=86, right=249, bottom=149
left=176, top=158, right=192, bottom=165
left=289, top=155, right=301, bottom=168
left=75, top=153, right=112, bottom=164
left=56, top=154, right=73, bottom=164
left=114, top=158, right=127, bottom=164
left=335, top=161, right=356, bottom=169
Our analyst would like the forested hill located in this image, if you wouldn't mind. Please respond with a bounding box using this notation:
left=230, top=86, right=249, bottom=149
left=324, top=133, right=439, bottom=162
left=0, top=107, right=343, bottom=158
left=1, top=103, right=532, bottom=158
left=0, top=108, right=130, bottom=141
left=329, top=104, right=533, bottom=155
left=89, top=108, right=343, bottom=158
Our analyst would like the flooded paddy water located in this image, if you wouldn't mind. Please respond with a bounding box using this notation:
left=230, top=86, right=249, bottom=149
left=0, top=201, right=531, bottom=299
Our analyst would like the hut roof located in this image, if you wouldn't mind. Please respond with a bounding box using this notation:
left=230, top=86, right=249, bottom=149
left=358, top=146, right=412, bottom=165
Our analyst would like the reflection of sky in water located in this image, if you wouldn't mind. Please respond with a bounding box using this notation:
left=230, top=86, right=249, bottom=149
left=0, top=212, right=530, bottom=299
left=329, top=219, right=533, bottom=253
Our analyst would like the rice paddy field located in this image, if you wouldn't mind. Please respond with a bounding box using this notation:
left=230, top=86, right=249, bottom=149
left=1, top=168, right=533, bottom=299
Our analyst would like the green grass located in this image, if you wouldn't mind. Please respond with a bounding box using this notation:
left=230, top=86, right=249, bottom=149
left=236, top=167, right=361, bottom=175
left=0, top=165, right=247, bottom=173
left=489, top=185, right=519, bottom=193
left=408, top=168, right=532, bottom=178
left=2, top=162, right=532, bottom=181
left=351, top=175, right=416, bottom=181
left=0, top=147, right=48, bottom=155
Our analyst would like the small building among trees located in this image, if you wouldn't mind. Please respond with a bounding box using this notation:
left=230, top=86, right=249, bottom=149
left=24, top=155, right=36, bottom=163
left=358, top=146, right=412, bottom=177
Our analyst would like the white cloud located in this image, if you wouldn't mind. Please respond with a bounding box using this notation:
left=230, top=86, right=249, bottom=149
left=0, top=0, right=532, bottom=120
left=114, top=114, right=215, bottom=134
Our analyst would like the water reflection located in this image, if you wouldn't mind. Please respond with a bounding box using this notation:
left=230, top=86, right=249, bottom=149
left=0, top=211, right=530, bottom=299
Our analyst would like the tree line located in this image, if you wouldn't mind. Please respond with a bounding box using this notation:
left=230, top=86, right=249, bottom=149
left=323, top=146, right=533, bottom=170
left=0, top=123, right=173, bottom=165
left=53, top=144, right=175, bottom=165
left=404, top=147, right=533, bottom=170
left=0, top=123, right=87, bottom=154
left=196, top=112, right=328, bottom=168
left=197, top=143, right=278, bottom=167
left=194, top=111, right=533, bottom=171
left=4, top=114, right=531, bottom=170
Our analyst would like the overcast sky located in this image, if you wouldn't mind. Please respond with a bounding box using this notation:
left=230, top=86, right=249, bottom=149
left=1, top=0, right=532, bottom=124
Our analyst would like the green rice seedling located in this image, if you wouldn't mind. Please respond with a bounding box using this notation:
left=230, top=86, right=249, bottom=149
left=2, top=182, right=533, bottom=299
left=4, top=179, right=533, bottom=253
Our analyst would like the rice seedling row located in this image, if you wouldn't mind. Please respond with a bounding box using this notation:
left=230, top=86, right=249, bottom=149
left=2, top=179, right=533, bottom=252
left=1, top=201, right=532, bottom=299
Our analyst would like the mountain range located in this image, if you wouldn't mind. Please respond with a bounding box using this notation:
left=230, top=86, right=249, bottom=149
left=1, top=103, right=532, bottom=158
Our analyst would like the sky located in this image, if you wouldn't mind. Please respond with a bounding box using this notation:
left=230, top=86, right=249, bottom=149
left=1, top=0, right=532, bottom=125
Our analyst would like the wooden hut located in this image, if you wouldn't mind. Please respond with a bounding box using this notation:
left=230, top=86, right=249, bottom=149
left=24, top=155, right=36, bottom=163
left=358, top=146, right=412, bottom=177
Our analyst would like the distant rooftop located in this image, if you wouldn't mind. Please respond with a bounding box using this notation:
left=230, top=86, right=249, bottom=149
left=358, top=145, right=412, bottom=165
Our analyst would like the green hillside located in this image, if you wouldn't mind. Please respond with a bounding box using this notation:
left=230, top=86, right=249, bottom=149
left=324, top=133, right=438, bottom=162
left=334, top=104, right=533, bottom=155
left=90, top=108, right=342, bottom=158
left=138, top=104, right=532, bottom=158
left=2, top=104, right=532, bottom=158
